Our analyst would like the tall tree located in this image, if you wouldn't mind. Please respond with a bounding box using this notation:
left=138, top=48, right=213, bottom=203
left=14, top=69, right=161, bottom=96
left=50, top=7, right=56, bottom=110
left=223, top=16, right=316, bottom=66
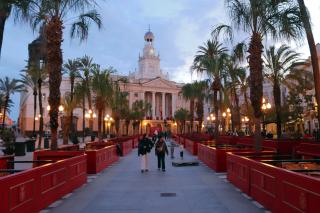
left=61, top=93, right=78, bottom=144
left=28, top=1, right=102, bottom=149
left=20, top=65, right=38, bottom=136
left=63, top=59, right=80, bottom=138
left=0, top=77, right=24, bottom=128
left=263, top=45, right=301, bottom=138
left=0, top=0, right=30, bottom=57
left=192, top=39, right=228, bottom=139
left=131, top=100, right=151, bottom=134
left=74, top=81, right=87, bottom=143
left=296, top=0, right=320, bottom=128
left=78, top=55, right=96, bottom=136
left=91, top=65, right=114, bottom=139
left=174, top=108, right=189, bottom=134
left=193, top=81, right=208, bottom=132
left=218, top=0, right=303, bottom=149
left=181, top=83, right=197, bottom=133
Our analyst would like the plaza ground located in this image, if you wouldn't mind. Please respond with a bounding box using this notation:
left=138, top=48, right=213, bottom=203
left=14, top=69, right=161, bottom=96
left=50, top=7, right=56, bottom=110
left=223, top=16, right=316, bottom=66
left=30, top=139, right=267, bottom=213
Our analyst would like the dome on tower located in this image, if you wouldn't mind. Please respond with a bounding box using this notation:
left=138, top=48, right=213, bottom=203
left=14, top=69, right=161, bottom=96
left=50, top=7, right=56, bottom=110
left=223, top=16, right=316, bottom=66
left=144, top=30, right=154, bottom=42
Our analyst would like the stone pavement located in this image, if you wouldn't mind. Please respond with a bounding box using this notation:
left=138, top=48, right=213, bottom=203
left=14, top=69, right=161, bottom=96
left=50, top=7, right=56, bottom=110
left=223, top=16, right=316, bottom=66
left=48, top=141, right=265, bottom=213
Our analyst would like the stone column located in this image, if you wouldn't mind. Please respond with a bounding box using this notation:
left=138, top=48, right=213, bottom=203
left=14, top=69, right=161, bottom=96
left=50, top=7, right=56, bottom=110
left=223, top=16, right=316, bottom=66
left=162, top=93, right=165, bottom=119
left=172, top=93, right=176, bottom=117
left=152, top=92, right=155, bottom=119
left=128, top=92, right=132, bottom=109
left=141, top=91, right=145, bottom=102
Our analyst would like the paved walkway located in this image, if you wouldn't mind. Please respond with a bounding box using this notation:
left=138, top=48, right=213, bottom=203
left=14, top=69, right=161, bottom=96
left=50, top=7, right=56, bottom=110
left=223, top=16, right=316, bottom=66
left=48, top=140, right=264, bottom=213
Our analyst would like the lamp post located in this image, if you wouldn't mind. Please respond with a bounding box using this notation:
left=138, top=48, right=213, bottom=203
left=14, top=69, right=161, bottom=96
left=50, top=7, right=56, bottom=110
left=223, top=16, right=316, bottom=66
left=104, top=114, right=113, bottom=138
left=261, top=98, right=272, bottom=133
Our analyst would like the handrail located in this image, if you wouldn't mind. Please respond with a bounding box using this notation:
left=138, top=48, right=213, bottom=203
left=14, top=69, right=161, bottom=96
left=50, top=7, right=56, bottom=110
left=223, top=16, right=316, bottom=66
left=7, top=160, right=55, bottom=164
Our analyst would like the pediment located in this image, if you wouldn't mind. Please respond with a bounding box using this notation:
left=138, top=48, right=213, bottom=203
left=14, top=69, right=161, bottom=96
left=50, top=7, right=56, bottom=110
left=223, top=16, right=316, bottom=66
left=142, top=77, right=178, bottom=90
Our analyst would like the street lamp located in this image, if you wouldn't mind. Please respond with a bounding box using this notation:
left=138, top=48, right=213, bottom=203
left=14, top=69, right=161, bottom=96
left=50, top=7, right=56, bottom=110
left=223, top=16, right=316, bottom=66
left=261, top=98, right=272, bottom=132
left=104, top=114, right=113, bottom=137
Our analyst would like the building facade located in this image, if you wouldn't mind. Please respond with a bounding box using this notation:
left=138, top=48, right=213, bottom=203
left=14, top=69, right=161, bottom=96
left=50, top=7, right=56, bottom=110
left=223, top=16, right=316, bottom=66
left=18, top=30, right=192, bottom=135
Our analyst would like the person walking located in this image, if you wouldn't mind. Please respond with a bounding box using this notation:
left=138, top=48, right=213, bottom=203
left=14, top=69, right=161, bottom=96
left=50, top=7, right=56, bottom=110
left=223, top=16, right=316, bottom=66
left=155, top=136, right=168, bottom=172
left=138, top=134, right=153, bottom=173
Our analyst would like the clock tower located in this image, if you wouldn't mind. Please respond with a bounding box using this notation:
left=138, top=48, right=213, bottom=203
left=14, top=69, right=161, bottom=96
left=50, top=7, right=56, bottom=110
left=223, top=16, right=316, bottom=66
left=135, top=29, right=166, bottom=79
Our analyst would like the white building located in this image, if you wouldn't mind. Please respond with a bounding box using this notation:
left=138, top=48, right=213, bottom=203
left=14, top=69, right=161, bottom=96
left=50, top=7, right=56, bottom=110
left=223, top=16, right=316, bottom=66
left=19, top=30, right=193, bottom=135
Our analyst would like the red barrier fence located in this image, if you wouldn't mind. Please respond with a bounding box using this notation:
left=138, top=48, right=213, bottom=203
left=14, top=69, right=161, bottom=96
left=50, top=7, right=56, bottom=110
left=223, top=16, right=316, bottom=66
left=57, top=144, right=80, bottom=151
left=227, top=152, right=320, bottom=213
left=0, top=155, right=14, bottom=170
left=295, top=143, right=320, bottom=159
left=0, top=153, right=87, bottom=213
left=197, top=144, right=260, bottom=172
left=86, top=145, right=119, bottom=174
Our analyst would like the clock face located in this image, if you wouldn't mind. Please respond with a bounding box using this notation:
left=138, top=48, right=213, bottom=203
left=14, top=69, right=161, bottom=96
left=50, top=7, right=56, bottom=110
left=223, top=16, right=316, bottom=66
left=149, top=48, right=154, bottom=55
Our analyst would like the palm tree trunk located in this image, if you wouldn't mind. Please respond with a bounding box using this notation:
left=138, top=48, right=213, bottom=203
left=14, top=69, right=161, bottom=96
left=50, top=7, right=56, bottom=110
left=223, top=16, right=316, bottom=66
left=98, top=109, right=102, bottom=140
left=102, top=110, right=106, bottom=136
left=248, top=32, right=263, bottom=150
left=0, top=10, right=9, bottom=57
left=234, top=88, right=241, bottom=131
left=70, top=77, right=75, bottom=137
left=273, top=81, right=282, bottom=138
left=298, top=0, right=320, bottom=132
left=213, top=90, right=219, bottom=139
left=190, top=99, right=194, bottom=133
left=33, top=90, right=37, bottom=137
left=86, top=83, right=93, bottom=133
left=2, top=96, right=8, bottom=129
left=38, top=79, right=44, bottom=149
left=244, top=91, right=253, bottom=133
left=82, top=96, right=85, bottom=143
left=46, top=17, right=63, bottom=150
left=63, top=116, right=71, bottom=144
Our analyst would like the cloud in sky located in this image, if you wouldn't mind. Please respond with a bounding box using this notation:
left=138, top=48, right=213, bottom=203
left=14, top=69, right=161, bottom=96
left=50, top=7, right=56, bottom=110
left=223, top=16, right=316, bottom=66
left=0, top=0, right=319, bottom=121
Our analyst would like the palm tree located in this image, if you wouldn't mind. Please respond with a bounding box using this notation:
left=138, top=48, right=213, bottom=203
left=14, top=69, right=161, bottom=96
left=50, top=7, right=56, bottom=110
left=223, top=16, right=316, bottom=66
left=0, top=0, right=30, bottom=57
left=63, top=59, right=80, bottom=136
left=239, top=72, right=254, bottom=133
left=112, top=88, right=129, bottom=136
left=74, top=81, right=87, bottom=143
left=27, top=1, right=102, bottom=149
left=174, top=108, right=189, bottom=134
left=218, top=0, right=303, bottom=149
left=131, top=100, right=151, bottom=134
left=0, top=77, right=24, bottom=128
left=193, top=81, right=208, bottom=132
left=181, top=83, right=197, bottom=133
left=20, top=66, right=38, bottom=136
left=192, top=39, right=228, bottom=138
left=296, top=0, right=320, bottom=127
left=61, top=93, right=78, bottom=144
left=78, top=55, right=96, bottom=136
left=263, top=45, right=301, bottom=138
left=91, top=65, right=114, bottom=139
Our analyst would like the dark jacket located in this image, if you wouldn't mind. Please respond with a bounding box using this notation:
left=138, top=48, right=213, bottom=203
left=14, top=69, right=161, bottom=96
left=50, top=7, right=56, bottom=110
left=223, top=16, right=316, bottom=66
left=155, top=140, right=168, bottom=155
left=138, top=137, right=153, bottom=156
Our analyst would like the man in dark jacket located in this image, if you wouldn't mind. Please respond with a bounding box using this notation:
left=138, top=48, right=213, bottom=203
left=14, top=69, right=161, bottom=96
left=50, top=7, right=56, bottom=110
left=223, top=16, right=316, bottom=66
left=138, top=134, right=153, bottom=173
left=155, top=136, right=169, bottom=172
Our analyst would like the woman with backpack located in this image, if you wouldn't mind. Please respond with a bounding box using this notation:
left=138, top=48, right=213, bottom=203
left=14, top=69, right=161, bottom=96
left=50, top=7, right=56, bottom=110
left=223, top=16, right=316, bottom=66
left=155, top=136, right=168, bottom=172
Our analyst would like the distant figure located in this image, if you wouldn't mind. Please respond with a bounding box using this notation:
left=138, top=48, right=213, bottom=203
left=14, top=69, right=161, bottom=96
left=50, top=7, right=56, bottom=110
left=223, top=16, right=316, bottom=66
left=282, top=130, right=288, bottom=139
left=138, top=134, right=153, bottom=173
left=179, top=144, right=184, bottom=159
left=169, top=140, right=176, bottom=159
left=155, top=136, right=168, bottom=172
left=266, top=131, right=273, bottom=139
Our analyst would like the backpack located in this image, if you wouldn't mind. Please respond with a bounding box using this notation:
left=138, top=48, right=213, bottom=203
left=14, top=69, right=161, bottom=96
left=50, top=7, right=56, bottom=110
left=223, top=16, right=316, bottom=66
left=157, top=142, right=164, bottom=153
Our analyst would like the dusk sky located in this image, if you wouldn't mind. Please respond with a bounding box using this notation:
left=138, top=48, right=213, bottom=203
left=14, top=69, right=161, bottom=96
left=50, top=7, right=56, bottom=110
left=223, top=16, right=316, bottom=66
left=0, top=0, right=320, bottom=121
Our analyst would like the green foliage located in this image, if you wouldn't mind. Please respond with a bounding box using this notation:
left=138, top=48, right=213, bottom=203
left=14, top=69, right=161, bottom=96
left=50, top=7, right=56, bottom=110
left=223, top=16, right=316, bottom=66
left=1, top=128, right=15, bottom=155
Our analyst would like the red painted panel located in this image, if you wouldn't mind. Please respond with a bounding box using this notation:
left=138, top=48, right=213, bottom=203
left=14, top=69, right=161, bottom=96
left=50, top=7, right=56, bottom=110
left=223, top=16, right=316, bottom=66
left=86, top=145, right=119, bottom=174
left=0, top=154, right=87, bottom=213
